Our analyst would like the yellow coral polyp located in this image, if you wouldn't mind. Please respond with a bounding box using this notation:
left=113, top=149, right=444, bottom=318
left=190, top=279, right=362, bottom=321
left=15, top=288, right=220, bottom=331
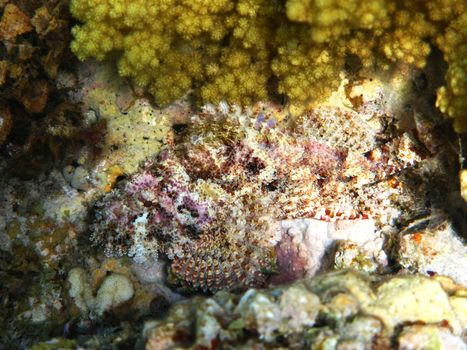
left=434, top=11, right=467, bottom=133
left=70, top=0, right=466, bottom=131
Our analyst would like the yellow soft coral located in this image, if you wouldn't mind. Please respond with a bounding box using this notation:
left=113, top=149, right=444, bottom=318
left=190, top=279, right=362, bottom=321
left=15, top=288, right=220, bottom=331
left=71, top=22, right=124, bottom=60
left=285, top=0, right=391, bottom=43
left=173, top=0, right=234, bottom=40
left=70, top=0, right=467, bottom=132
left=435, top=11, right=467, bottom=133
left=380, top=11, right=434, bottom=69
left=201, top=45, right=269, bottom=105
left=271, top=28, right=342, bottom=109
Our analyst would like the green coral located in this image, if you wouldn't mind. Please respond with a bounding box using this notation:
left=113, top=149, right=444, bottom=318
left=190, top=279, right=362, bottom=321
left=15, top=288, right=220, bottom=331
left=70, top=0, right=466, bottom=130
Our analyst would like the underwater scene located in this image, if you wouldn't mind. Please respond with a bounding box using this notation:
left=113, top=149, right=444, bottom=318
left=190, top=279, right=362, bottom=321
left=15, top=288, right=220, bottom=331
left=0, top=0, right=466, bottom=349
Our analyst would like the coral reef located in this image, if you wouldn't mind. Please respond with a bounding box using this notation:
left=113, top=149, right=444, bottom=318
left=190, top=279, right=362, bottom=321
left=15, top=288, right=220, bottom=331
left=65, top=255, right=177, bottom=322
left=0, top=58, right=182, bottom=348
left=1, top=26, right=465, bottom=348
left=91, top=94, right=440, bottom=292
left=69, top=0, right=466, bottom=130
left=22, top=272, right=467, bottom=349
left=143, top=271, right=467, bottom=349
left=0, top=0, right=108, bottom=179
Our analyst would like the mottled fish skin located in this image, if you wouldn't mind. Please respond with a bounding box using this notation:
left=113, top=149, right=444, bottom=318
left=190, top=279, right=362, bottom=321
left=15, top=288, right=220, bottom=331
left=92, top=102, right=426, bottom=292
left=171, top=241, right=269, bottom=293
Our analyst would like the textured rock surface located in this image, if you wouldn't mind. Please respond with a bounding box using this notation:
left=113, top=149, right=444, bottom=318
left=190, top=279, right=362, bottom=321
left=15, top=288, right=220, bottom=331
left=94, top=273, right=134, bottom=316
left=144, top=272, right=467, bottom=349
left=398, top=325, right=466, bottom=350
left=274, top=218, right=387, bottom=283
left=69, top=62, right=171, bottom=179
left=397, top=219, right=467, bottom=286
left=364, top=276, right=462, bottom=334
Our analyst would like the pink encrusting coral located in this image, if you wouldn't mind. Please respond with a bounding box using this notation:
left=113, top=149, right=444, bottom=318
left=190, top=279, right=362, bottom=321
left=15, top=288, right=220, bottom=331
left=92, top=101, right=426, bottom=292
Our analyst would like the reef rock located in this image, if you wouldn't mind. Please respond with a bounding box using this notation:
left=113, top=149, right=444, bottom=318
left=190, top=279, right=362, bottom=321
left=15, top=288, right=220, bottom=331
left=397, top=218, right=467, bottom=286
left=68, top=268, right=135, bottom=317
left=94, top=273, right=134, bottom=316
left=144, top=271, right=467, bottom=349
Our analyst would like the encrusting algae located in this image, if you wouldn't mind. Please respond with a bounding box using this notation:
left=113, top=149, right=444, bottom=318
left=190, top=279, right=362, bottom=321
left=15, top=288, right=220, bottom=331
left=69, top=0, right=467, bottom=131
